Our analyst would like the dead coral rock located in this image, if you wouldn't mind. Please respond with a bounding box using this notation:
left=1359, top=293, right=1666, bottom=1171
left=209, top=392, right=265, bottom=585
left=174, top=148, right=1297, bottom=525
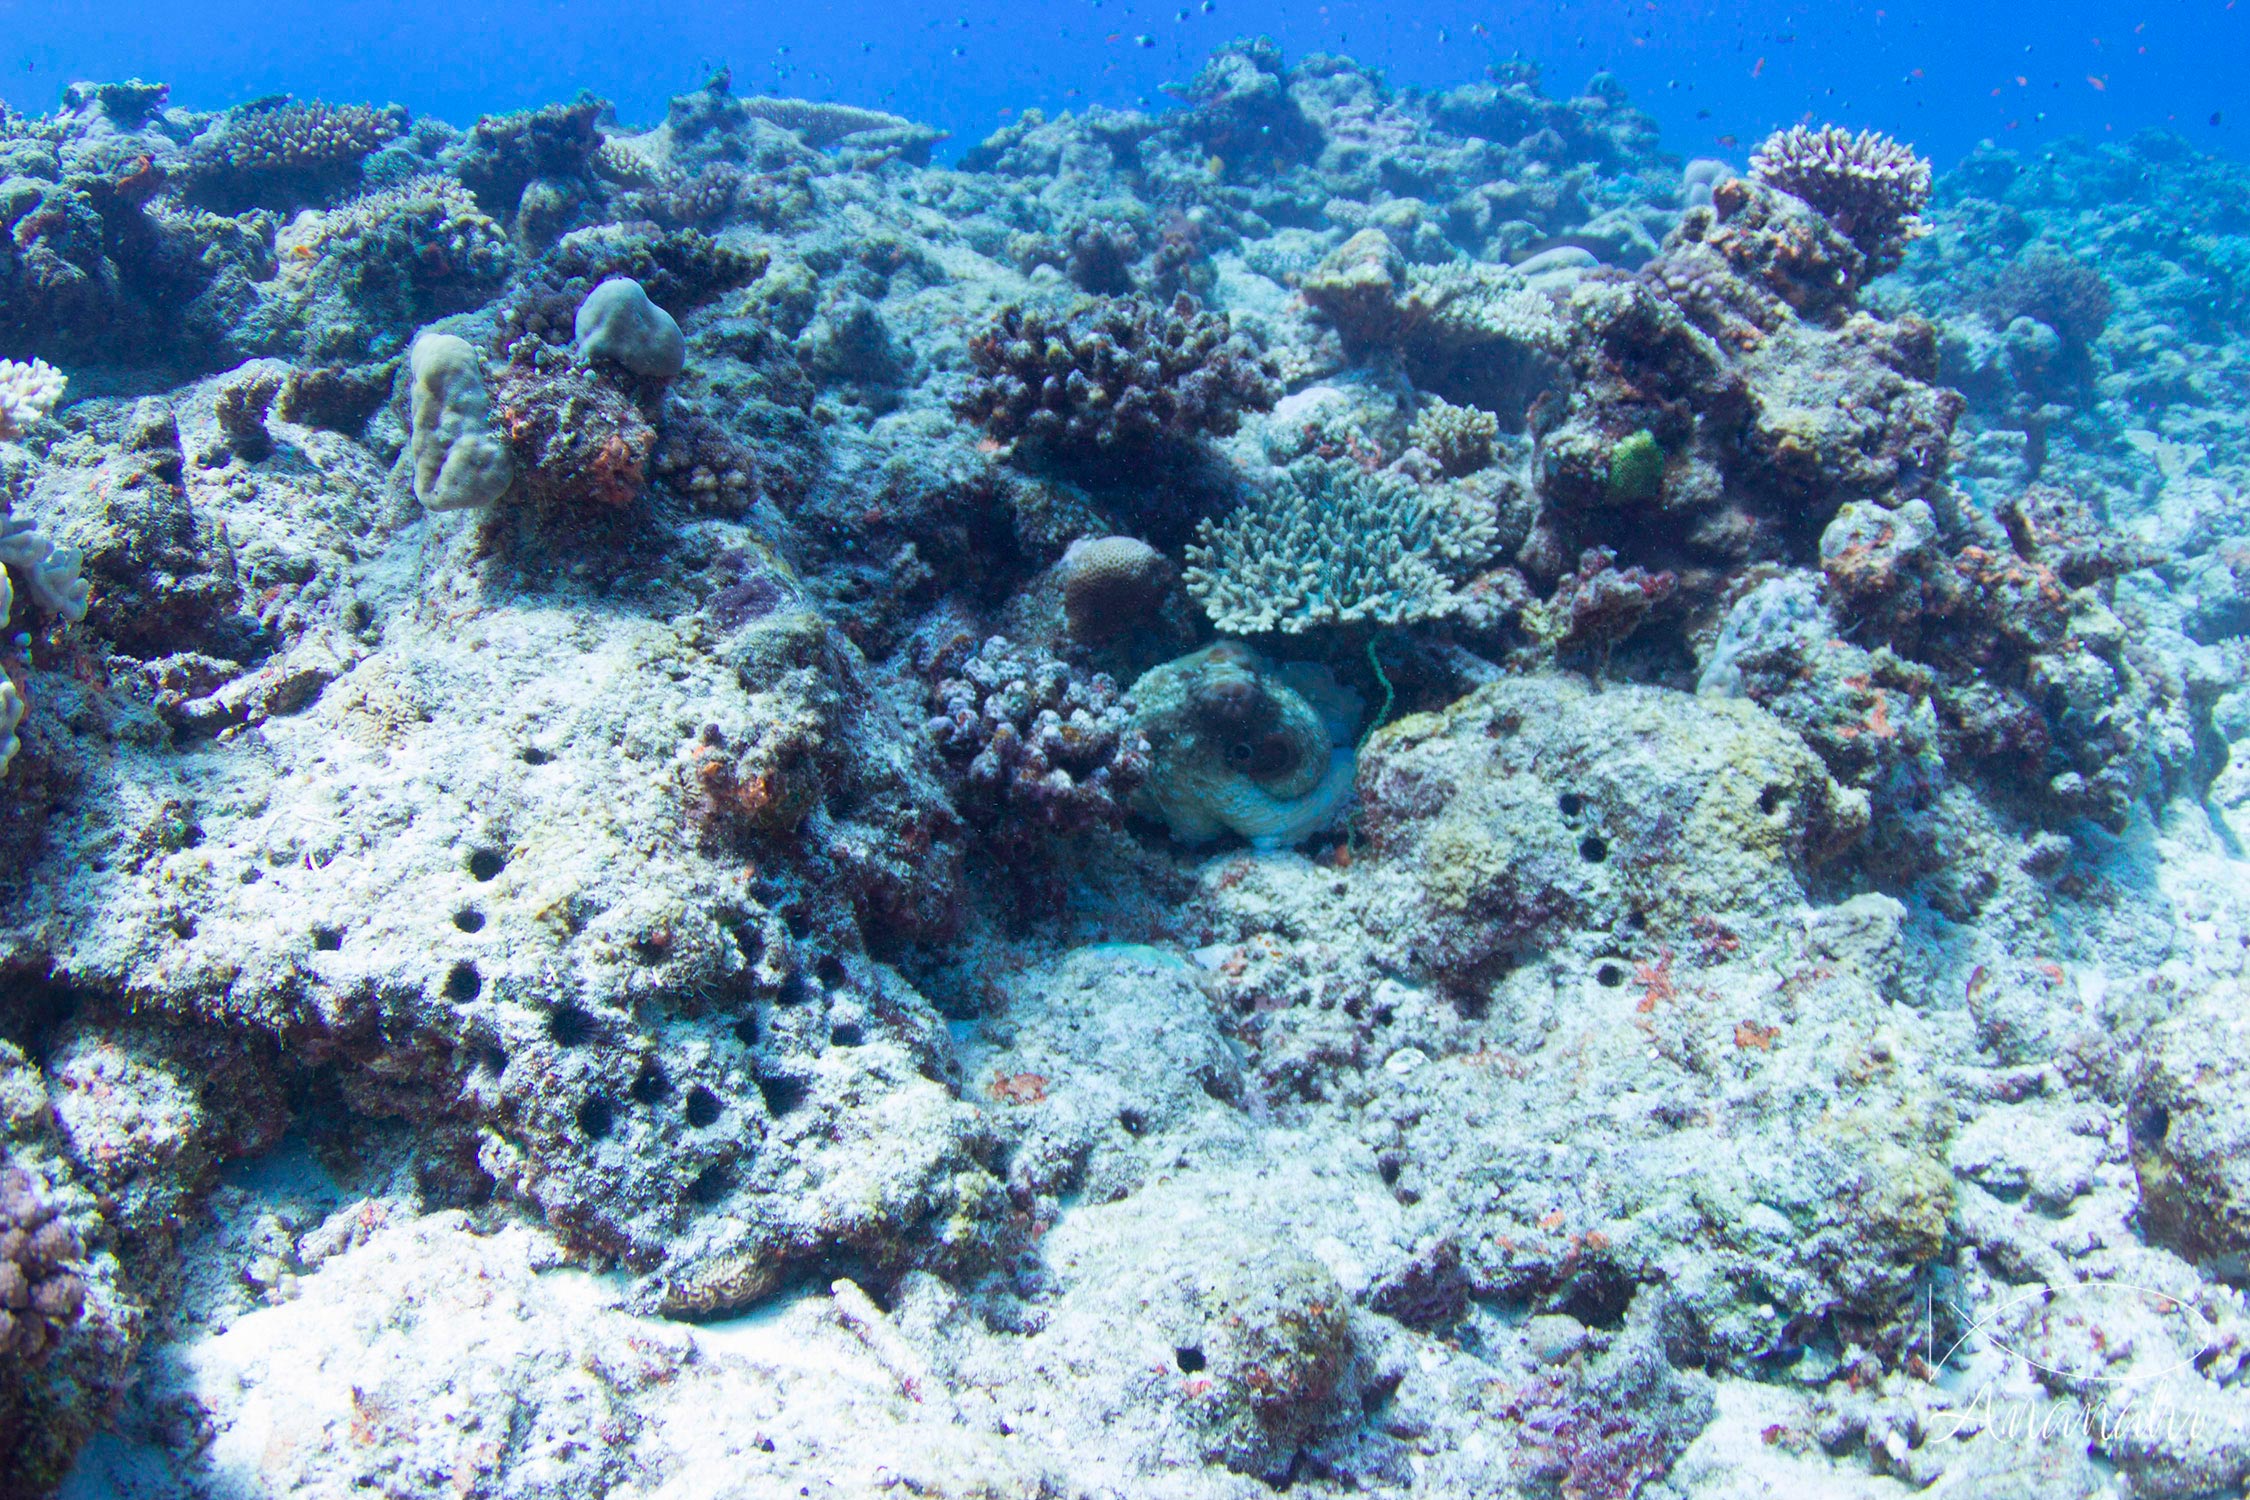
left=1299, top=227, right=1409, bottom=344
left=275, top=360, right=397, bottom=434
left=213, top=363, right=283, bottom=460
left=1359, top=674, right=1865, bottom=984
left=2131, top=985, right=2250, bottom=1265
left=490, top=351, right=655, bottom=510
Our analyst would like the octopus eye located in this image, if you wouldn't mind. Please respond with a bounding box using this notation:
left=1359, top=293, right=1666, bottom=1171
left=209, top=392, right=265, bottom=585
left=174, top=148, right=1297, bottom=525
left=1225, top=740, right=1255, bottom=767
left=1245, top=731, right=1299, bottom=779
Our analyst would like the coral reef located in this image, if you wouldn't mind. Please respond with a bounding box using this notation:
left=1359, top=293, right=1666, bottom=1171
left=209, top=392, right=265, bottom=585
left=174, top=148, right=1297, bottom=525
left=0, top=35, right=2246, bottom=1500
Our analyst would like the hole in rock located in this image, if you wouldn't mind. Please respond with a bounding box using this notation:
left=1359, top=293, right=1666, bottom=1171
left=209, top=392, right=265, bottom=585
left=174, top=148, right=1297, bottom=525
left=1557, top=791, right=1584, bottom=818
left=816, top=953, right=847, bottom=987
left=520, top=746, right=552, bottom=765
left=1578, top=835, right=1608, bottom=864
left=576, top=1096, right=614, bottom=1140
left=1758, top=785, right=1783, bottom=816
left=1595, top=963, right=1625, bottom=988
left=687, top=1163, right=732, bottom=1204
left=443, top=962, right=482, bottom=1002
left=468, top=849, right=507, bottom=882
left=732, top=1013, right=760, bottom=1046
left=312, top=926, right=344, bottom=951
left=454, top=908, right=485, bottom=933
left=829, top=1021, right=864, bottom=1048
left=1175, top=1346, right=1206, bottom=1373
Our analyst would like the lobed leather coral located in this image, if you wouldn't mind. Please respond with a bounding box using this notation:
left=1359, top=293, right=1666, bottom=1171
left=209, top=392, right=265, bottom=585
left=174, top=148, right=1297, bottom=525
left=956, top=292, right=1279, bottom=469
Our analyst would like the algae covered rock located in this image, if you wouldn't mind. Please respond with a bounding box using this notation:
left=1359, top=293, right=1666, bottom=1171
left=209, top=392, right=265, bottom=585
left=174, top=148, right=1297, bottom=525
left=2130, top=984, right=2250, bottom=1267
left=1360, top=675, right=1866, bottom=981
left=1127, top=642, right=1359, bottom=848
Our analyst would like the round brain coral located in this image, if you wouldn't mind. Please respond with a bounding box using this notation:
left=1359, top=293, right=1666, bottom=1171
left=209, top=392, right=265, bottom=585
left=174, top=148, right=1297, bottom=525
left=1057, top=535, right=1174, bottom=642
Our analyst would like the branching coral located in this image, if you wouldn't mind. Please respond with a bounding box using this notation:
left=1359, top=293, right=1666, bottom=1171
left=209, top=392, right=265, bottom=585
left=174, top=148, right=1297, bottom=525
left=927, top=635, right=1149, bottom=847
left=1184, top=458, right=1496, bottom=634
left=1749, top=124, right=1931, bottom=275
left=1407, top=397, right=1499, bottom=476
left=740, top=96, right=939, bottom=151
left=956, top=293, right=1279, bottom=468
left=0, top=1163, right=84, bottom=1364
left=0, top=359, right=66, bottom=439
left=184, top=99, right=404, bottom=192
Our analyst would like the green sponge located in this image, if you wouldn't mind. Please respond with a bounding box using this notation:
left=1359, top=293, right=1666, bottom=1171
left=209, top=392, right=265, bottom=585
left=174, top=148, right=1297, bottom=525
left=1607, top=428, right=1664, bottom=504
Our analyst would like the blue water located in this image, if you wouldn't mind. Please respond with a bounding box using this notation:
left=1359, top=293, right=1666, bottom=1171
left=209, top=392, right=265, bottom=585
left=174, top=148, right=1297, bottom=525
left=1, top=0, right=2240, bottom=169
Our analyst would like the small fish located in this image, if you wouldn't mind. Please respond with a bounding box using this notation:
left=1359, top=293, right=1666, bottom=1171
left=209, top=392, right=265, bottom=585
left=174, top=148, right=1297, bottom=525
left=2214, top=111, right=2225, bottom=126
left=1134, top=33, right=1154, bottom=46
left=1717, top=132, right=1739, bottom=147
left=1695, top=107, right=1712, bottom=119
left=1751, top=56, right=1766, bottom=78
left=2088, top=74, right=2107, bottom=91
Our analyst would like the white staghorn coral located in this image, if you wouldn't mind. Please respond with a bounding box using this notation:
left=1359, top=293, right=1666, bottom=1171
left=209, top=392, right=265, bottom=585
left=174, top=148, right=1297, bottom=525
left=0, top=358, right=67, bottom=439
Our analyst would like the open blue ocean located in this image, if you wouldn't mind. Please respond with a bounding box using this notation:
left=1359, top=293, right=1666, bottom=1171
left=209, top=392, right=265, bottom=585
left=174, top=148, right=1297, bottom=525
left=2, top=0, right=2241, bottom=168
